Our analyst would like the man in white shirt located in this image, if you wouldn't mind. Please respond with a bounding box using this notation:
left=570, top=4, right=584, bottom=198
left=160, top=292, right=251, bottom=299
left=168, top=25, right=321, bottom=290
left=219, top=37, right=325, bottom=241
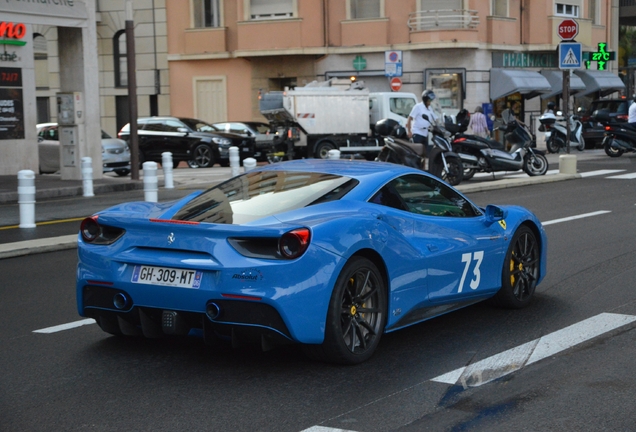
left=628, top=99, right=636, bottom=124
left=406, top=90, right=438, bottom=153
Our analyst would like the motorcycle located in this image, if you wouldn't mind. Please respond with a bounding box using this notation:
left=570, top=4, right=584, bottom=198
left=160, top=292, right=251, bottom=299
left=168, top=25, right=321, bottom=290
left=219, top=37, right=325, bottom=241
left=538, top=111, right=585, bottom=153
left=449, top=109, right=549, bottom=180
left=593, top=108, right=636, bottom=157
left=375, top=117, right=463, bottom=186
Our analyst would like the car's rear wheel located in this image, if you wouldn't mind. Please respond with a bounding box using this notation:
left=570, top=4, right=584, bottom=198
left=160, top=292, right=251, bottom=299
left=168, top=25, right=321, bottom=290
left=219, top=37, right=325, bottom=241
left=191, top=144, right=215, bottom=168
left=114, top=169, right=130, bottom=177
left=304, top=256, right=386, bottom=365
left=492, top=225, right=539, bottom=309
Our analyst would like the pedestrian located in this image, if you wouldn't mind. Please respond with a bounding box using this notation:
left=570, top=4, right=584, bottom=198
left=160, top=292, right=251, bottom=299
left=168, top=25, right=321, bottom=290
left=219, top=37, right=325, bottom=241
left=468, top=106, right=489, bottom=138
left=406, top=90, right=437, bottom=153
left=544, top=101, right=556, bottom=114
left=628, top=99, right=636, bottom=129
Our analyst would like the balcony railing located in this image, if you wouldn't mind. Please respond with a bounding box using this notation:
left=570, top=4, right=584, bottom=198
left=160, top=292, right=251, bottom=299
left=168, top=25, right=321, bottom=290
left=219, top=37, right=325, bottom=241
left=408, top=9, right=479, bottom=31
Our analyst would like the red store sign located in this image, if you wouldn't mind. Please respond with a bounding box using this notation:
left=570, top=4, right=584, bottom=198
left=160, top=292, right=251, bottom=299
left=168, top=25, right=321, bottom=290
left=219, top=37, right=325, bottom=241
left=0, top=22, right=27, bottom=46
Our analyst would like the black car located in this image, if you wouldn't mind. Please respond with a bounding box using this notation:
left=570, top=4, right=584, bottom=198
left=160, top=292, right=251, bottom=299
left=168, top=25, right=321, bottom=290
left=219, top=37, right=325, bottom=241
left=118, top=117, right=255, bottom=168
left=581, top=99, right=633, bottom=148
left=212, top=121, right=279, bottom=161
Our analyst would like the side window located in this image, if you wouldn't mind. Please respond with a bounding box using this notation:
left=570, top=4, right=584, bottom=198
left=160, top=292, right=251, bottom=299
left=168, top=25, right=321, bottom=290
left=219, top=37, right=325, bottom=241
left=387, top=174, right=480, bottom=217
left=165, top=120, right=187, bottom=132
left=230, top=123, right=250, bottom=135
left=390, top=97, right=416, bottom=118
left=144, top=122, right=167, bottom=132
left=369, top=185, right=408, bottom=211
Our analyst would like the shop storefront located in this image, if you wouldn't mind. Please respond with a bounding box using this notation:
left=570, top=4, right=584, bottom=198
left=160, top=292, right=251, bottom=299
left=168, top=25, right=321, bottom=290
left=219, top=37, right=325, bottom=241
left=0, top=1, right=100, bottom=179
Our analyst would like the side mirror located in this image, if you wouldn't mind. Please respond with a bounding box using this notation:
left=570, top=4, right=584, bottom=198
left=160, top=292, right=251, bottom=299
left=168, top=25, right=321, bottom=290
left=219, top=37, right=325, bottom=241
left=485, top=204, right=508, bottom=224
left=177, top=127, right=189, bottom=134
left=422, top=114, right=429, bottom=121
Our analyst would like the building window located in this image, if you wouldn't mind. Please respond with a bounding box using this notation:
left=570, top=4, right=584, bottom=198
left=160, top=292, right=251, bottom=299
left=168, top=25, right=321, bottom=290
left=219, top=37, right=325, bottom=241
left=349, top=0, right=382, bottom=19
left=249, top=0, right=294, bottom=20
left=491, top=0, right=508, bottom=17
left=421, top=0, right=463, bottom=11
left=113, top=30, right=127, bottom=88
left=193, top=0, right=221, bottom=27
left=555, top=3, right=580, bottom=17
left=33, top=34, right=49, bottom=90
left=589, top=0, right=599, bottom=25
left=425, top=69, right=465, bottom=116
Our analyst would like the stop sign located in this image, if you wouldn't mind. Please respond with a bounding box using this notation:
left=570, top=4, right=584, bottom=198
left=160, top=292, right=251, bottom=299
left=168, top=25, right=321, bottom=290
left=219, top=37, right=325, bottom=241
left=390, top=77, right=402, bottom=92
left=558, top=19, right=578, bottom=41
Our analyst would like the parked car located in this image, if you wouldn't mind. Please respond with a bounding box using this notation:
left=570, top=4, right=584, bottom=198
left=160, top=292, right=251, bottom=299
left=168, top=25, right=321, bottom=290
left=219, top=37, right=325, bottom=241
left=581, top=98, right=633, bottom=148
left=37, top=123, right=131, bottom=176
left=212, top=121, right=279, bottom=161
left=118, top=117, right=255, bottom=168
left=76, top=159, right=547, bottom=365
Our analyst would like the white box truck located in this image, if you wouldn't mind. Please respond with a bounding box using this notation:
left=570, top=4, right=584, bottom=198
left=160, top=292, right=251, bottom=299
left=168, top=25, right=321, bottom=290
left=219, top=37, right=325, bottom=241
left=259, top=79, right=418, bottom=159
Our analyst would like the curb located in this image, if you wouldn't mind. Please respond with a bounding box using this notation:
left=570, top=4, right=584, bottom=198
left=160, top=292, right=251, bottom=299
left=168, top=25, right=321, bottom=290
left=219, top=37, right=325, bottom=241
left=0, top=181, right=143, bottom=204
left=0, top=234, right=77, bottom=260
left=455, top=173, right=580, bottom=193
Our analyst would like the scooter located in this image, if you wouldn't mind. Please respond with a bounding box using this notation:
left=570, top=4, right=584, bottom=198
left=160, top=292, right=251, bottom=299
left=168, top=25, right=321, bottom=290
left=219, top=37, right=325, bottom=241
left=449, top=109, right=549, bottom=180
left=593, top=108, right=636, bottom=157
left=538, top=111, right=585, bottom=153
left=375, top=117, right=464, bottom=186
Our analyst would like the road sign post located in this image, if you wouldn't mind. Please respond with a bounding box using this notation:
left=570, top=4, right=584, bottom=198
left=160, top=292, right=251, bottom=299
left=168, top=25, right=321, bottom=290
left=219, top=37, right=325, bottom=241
left=557, top=18, right=580, bottom=155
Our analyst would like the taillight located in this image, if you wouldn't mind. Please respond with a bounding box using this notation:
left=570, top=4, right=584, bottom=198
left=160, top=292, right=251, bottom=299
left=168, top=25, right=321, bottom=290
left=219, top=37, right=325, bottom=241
left=279, top=228, right=310, bottom=259
left=454, top=137, right=466, bottom=143
left=605, top=125, right=611, bottom=131
left=80, top=216, right=125, bottom=245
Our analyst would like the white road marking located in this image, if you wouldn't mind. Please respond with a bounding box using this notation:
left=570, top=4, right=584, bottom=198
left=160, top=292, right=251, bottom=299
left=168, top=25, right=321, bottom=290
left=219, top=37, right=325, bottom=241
left=579, top=169, right=625, bottom=177
left=431, top=313, right=636, bottom=388
left=607, top=172, right=636, bottom=179
left=542, top=210, right=611, bottom=226
left=33, top=318, right=96, bottom=334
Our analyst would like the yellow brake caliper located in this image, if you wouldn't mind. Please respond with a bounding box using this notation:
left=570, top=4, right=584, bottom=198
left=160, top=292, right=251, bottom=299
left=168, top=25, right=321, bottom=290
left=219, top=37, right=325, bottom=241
left=510, top=254, right=523, bottom=285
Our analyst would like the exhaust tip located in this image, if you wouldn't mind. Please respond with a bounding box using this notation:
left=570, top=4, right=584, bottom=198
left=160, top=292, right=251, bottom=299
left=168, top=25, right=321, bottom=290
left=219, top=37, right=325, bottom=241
left=206, top=302, right=221, bottom=320
left=113, top=293, right=128, bottom=310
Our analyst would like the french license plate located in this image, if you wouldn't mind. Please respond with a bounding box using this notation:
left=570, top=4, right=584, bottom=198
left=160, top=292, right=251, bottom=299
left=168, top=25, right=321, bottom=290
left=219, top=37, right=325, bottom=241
left=131, top=265, right=202, bottom=289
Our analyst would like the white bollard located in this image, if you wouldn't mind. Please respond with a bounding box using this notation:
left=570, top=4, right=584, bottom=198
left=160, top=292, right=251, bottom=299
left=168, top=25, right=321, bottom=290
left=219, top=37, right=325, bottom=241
left=81, top=157, right=94, bottom=197
left=559, top=154, right=577, bottom=175
left=229, top=146, right=240, bottom=177
left=17, top=170, right=36, bottom=228
left=143, top=161, right=158, bottom=202
left=162, top=152, right=174, bottom=189
left=243, top=157, right=257, bottom=172
left=328, top=149, right=341, bottom=160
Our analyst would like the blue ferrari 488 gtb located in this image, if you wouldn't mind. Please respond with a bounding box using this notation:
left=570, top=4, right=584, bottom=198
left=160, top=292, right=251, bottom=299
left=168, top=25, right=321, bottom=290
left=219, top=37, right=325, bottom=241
left=77, top=159, right=547, bottom=364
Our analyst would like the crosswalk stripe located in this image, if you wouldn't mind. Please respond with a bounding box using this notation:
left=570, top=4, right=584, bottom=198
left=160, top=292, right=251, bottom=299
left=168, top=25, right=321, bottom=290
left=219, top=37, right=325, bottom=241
left=607, top=172, right=636, bottom=179
left=579, top=169, right=625, bottom=177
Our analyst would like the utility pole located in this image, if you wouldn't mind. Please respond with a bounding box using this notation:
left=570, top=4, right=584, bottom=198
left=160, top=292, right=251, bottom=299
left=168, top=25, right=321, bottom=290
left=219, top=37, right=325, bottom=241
left=126, top=0, right=140, bottom=180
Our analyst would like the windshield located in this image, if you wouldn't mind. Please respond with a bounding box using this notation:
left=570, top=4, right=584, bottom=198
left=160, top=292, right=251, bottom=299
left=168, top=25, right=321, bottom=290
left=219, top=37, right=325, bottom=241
left=172, top=171, right=358, bottom=225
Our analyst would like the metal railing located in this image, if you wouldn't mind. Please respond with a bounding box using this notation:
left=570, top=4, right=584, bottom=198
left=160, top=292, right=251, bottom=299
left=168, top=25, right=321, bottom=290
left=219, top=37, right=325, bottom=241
left=407, top=9, right=480, bottom=31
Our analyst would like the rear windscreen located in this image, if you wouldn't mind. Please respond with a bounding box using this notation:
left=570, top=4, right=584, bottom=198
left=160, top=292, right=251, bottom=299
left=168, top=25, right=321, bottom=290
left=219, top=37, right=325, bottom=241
left=172, top=171, right=358, bottom=225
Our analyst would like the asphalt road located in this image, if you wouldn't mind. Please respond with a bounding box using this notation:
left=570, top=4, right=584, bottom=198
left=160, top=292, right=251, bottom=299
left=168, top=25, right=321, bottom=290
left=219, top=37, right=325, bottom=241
left=2, top=154, right=636, bottom=431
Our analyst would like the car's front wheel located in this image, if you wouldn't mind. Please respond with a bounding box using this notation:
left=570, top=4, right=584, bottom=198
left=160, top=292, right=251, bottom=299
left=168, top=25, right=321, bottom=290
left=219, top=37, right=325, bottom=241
left=492, top=225, right=540, bottom=309
left=304, top=256, right=386, bottom=365
left=190, top=143, right=215, bottom=168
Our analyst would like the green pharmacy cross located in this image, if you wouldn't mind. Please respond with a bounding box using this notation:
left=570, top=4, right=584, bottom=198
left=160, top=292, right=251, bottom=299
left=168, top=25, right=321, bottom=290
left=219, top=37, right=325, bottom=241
left=585, top=43, right=615, bottom=70
left=353, top=55, right=367, bottom=71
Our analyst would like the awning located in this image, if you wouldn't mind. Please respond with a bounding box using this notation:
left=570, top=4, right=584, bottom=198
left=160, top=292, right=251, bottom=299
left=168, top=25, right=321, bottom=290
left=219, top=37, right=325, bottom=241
left=573, top=70, right=625, bottom=97
left=539, top=70, right=586, bottom=99
left=490, top=68, right=552, bottom=100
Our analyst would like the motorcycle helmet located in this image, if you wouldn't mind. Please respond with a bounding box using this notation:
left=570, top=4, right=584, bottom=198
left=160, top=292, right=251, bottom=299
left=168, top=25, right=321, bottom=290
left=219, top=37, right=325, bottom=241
left=374, top=118, right=400, bottom=137
left=392, top=126, right=407, bottom=139
left=547, top=101, right=556, bottom=111
left=421, top=89, right=436, bottom=103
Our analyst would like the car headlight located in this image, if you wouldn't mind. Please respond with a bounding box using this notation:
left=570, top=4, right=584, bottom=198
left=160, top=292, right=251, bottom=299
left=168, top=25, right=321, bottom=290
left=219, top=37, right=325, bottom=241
left=212, top=137, right=232, bottom=146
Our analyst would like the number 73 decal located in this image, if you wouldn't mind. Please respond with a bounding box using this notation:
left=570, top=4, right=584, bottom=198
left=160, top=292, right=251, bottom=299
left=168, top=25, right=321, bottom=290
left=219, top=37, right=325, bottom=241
left=459, top=251, right=484, bottom=293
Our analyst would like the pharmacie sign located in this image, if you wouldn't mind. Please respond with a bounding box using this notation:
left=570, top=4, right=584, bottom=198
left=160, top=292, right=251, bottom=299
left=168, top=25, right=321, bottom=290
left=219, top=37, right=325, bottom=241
left=492, top=52, right=558, bottom=68
left=0, top=22, right=27, bottom=47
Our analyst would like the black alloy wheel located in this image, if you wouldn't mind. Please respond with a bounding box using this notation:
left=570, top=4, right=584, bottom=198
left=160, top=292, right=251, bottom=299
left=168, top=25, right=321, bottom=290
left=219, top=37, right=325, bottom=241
left=191, top=143, right=215, bottom=168
left=304, top=256, right=386, bottom=365
left=492, top=225, right=540, bottom=309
